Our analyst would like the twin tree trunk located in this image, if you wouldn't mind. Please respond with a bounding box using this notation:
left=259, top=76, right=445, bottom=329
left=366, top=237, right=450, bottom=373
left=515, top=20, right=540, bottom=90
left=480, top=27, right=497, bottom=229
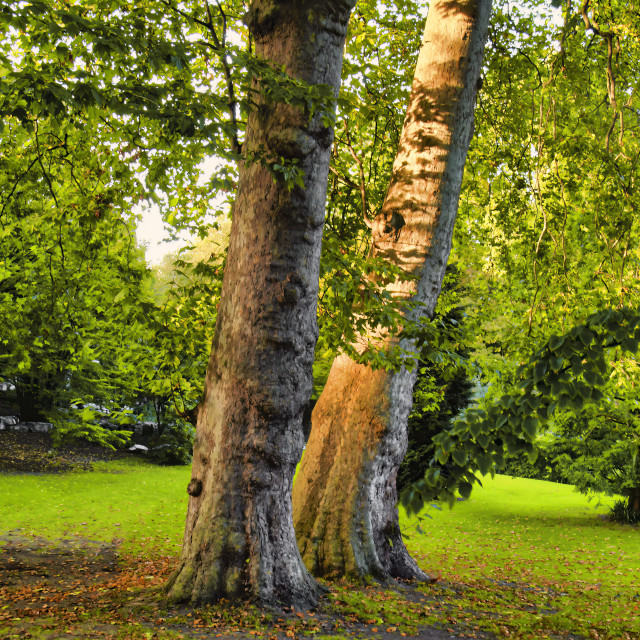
left=166, top=0, right=354, bottom=607
left=169, top=0, right=492, bottom=606
left=292, top=0, right=492, bottom=581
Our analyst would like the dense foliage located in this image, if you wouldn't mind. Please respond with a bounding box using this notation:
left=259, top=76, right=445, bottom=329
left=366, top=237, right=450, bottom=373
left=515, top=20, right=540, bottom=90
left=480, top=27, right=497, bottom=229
left=398, top=0, right=640, bottom=515
left=2, top=0, right=639, bottom=521
left=0, top=0, right=228, bottom=447
left=397, top=269, right=476, bottom=493
left=0, top=74, right=148, bottom=444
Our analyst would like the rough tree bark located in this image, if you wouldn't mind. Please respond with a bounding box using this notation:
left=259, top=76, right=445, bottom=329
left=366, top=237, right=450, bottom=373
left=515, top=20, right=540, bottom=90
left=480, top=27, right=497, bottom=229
left=292, top=0, right=492, bottom=581
left=166, top=0, right=354, bottom=607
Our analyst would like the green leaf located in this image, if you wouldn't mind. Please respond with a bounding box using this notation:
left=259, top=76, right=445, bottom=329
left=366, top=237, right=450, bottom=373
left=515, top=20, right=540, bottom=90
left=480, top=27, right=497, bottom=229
left=477, top=433, right=491, bottom=449
left=113, top=289, right=127, bottom=304
left=583, top=369, right=597, bottom=386
left=522, top=416, right=538, bottom=439
left=548, top=335, right=564, bottom=351
left=570, top=394, right=584, bottom=410
left=477, top=454, right=493, bottom=476
left=533, top=361, right=547, bottom=382
left=470, top=421, right=482, bottom=438
left=577, top=327, right=594, bottom=347
left=621, top=337, right=639, bottom=353
left=435, top=447, right=450, bottom=465
left=558, top=394, right=571, bottom=409
left=452, top=447, right=468, bottom=466
left=458, top=481, right=473, bottom=500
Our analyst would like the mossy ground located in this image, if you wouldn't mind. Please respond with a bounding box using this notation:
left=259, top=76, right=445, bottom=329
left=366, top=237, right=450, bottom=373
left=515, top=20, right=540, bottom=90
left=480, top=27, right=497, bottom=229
left=0, top=443, right=638, bottom=639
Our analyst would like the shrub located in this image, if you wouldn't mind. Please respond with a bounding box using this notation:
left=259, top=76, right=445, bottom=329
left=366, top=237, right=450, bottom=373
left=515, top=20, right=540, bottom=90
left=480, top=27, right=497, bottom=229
left=148, top=420, right=195, bottom=465
left=609, top=498, right=640, bottom=525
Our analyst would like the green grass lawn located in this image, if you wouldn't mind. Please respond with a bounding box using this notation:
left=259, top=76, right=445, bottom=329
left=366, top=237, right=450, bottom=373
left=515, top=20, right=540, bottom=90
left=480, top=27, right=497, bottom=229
left=400, top=475, right=640, bottom=639
left=0, top=459, right=190, bottom=556
left=1, top=463, right=638, bottom=639
left=403, top=474, right=639, bottom=587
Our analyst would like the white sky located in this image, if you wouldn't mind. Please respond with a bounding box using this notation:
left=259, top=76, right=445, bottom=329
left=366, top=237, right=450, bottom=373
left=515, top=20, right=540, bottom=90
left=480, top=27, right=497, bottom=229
left=136, top=204, right=191, bottom=265
left=135, top=156, right=226, bottom=265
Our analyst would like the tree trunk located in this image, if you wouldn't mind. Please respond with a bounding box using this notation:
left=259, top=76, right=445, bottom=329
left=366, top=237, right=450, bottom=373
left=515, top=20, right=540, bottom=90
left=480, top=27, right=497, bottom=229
left=166, top=0, right=354, bottom=608
left=628, top=487, right=640, bottom=516
left=16, top=374, right=52, bottom=422
left=292, top=0, right=492, bottom=581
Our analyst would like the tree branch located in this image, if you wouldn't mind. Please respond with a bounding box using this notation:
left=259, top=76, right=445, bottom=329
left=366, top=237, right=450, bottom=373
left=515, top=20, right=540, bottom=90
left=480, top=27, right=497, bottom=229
left=344, top=120, right=373, bottom=228
left=581, top=0, right=619, bottom=151
left=34, top=121, right=59, bottom=209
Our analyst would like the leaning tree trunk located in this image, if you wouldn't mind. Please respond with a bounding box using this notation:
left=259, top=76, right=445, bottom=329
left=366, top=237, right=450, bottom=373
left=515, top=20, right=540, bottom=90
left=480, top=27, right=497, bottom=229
left=166, top=0, right=354, bottom=608
left=292, top=0, right=492, bottom=581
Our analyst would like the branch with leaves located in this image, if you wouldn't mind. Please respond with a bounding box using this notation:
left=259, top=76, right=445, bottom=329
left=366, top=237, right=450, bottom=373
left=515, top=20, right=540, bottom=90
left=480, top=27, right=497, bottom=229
left=402, top=308, right=640, bottom=515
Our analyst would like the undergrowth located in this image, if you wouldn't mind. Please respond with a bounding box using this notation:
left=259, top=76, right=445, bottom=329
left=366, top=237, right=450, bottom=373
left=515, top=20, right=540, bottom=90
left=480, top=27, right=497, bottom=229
left=610, top=498, right=640, bottom=525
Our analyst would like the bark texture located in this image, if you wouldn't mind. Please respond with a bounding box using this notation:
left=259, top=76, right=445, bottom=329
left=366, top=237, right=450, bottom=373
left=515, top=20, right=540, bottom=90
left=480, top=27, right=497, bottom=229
left=292, top=0, right=492, bottom=581
left=166, top=0, right=354, bottom=607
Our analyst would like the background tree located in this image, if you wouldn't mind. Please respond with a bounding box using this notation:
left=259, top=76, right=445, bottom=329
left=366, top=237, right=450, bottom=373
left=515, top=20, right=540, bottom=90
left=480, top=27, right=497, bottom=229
left=134, top=236, right=227, bottom=458
left=553, top=390, right=640, bottom=518
left=409, top=0, right=640, bottom=515
left=0, top=76, right=152, bottom=444
left=0, top=0, right=248, bottom=443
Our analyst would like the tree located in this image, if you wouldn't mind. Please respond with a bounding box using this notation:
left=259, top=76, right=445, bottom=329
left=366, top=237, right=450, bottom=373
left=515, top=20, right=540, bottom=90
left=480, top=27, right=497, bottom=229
left=454, top=0, right=640, bottom=356
left=397, top=269, right=476, bottom=494
left=0, top=74, right=152, bottom=441
left=0, top=0, right=211, bottom=438
left=1, top=0, right=267, bottom=447
left=138, top=244, right=225, bottom=426
left=552, top=392, right=640, bottom=518
left=415, top=0, right=640, bottom=512
left=292, top=0, right=492, bottom=581
left=165, top=0, right=356, bottom=607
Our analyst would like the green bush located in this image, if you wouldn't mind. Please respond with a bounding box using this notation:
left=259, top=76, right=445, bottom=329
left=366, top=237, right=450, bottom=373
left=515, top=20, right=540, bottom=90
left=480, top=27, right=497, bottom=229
left=609, top=498, right=640, bottom=525
left=148, top=420, right=195, bottom=466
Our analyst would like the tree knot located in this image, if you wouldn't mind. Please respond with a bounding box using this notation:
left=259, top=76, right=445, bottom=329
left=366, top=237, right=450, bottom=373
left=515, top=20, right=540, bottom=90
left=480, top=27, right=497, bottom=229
left=187, top=478, right=203, bottom=497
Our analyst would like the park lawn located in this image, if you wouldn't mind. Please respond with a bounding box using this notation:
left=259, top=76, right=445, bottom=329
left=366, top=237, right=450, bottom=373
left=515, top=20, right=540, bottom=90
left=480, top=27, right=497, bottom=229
left=0, top=458, right=190, bottom=556
left=400, top=475, right=640, bottom=639
left=0, top=464, right=638, bottom=639
left=403, top=473, right=636, bottom=586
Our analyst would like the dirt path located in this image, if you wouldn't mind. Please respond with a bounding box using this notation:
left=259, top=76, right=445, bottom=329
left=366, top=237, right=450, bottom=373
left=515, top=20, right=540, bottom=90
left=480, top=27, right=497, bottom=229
left=0, top=532, right=483, bottom=640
